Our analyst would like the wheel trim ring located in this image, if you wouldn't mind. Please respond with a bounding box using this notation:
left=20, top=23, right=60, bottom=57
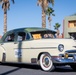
left=42, top=55, right=52, bottom=68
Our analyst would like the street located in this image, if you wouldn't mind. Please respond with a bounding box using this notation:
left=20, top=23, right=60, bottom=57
left=0, top=63, right=76, bottom=75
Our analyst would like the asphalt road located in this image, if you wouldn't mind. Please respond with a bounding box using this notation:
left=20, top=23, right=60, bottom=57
left=0, top=63, right=76, bottom=75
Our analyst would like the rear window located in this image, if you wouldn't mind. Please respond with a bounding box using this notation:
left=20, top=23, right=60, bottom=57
left=31, top=30, right=55, bottom=40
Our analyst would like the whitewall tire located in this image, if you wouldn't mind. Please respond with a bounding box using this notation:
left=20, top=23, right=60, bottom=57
left=40, top=53, right=55, bottom=72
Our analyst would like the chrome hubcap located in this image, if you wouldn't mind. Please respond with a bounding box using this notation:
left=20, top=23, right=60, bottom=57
left=42, top=56, right=50, bottom=68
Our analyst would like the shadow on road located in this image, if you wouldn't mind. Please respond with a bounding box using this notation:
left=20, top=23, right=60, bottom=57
left=0, top=63, right=76, bottom=74
left=54, top=66, right=76, bottom=72
left=0, top=63, right=40, bottom=75
left=0, top=67, right=21, bottom=75
left=0, top=63, right=40, bottom=70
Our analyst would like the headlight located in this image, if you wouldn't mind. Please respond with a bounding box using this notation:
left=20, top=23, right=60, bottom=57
left=58, top=44, right=64, bottom=52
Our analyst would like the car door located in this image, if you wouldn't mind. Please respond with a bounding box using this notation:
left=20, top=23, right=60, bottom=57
left=1, top=32, right=18, bottom=62
left=14, top=31, right=31, bottom=63
left=14, top=31, right=26, bottom=62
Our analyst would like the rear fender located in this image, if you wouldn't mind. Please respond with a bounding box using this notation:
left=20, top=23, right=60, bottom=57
left=0, top=46, right=6, bottom=62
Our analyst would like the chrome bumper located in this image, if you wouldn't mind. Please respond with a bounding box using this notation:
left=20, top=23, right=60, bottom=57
left=52, top=50, right=76, bottom=64
left=52, top=56, right=76, bottom=64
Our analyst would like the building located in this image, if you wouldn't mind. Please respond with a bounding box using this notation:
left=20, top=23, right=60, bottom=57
left=0, top=35, right=2, bottom=39
left=63, top=15, right=76, bottom=39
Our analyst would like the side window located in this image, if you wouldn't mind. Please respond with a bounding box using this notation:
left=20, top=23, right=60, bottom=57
left=26, top=33, right=30, bottom=40
left=4, top=33, right=15, bottom=42
left=17, top=32, right=26, bottom=41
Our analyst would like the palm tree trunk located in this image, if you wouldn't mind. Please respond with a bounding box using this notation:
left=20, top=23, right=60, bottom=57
left=42, top=0, right=46, bottom=28
left=48, top=20, right=51, bottom=29
left=4, top=11, right=7, bottom=34
left=42, top=9, right=46, bottom=28
left=57, top=29, right=60, bottom=38
left=48, top=17, right=52, bottom=29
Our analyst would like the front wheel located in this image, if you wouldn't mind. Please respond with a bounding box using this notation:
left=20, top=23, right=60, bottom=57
left=39, top=53, right=55, bottom=72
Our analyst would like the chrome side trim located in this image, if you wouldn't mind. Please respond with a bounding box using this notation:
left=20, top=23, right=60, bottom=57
left=14, top=47, right=57, bottom=50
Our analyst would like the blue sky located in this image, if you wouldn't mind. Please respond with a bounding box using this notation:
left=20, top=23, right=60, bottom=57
left=0, top=0, right=76, bottom=35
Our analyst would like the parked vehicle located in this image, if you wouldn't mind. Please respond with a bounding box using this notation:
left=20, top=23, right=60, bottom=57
left=0, top=27, right=76, bottom=72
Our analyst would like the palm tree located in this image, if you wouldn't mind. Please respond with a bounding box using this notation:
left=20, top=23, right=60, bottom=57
left=37, top=0, right=54, bottom=28
left=54, top=23, right=61, bottom=38
left=0, top=0, right=15, bottom=34
left=45, top=7, right=55, bottom=29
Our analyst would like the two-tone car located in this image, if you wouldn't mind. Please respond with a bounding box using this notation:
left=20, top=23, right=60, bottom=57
left=0, top=27, right=76, bottom=72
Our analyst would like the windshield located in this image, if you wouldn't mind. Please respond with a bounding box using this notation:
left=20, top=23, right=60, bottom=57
left=30, top=30, right=56, bottom=40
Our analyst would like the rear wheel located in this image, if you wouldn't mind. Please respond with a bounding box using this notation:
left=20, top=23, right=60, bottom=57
left=39, top=53, right=55, bottom=72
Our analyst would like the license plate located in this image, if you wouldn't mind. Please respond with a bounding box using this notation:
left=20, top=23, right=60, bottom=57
left=73, top=55, right=76, bottom=61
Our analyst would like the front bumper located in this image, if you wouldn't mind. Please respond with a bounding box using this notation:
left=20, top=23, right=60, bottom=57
left=52, top=50, right=76, bottom=64
left=52, top=56, right=76, bottom=64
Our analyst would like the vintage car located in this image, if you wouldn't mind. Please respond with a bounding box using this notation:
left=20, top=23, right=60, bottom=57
left=0, top=27, right=76, bottom=72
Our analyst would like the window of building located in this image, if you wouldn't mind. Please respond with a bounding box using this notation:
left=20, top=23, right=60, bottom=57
left=74, top=21, right=76, bottom=26
left=68, top=21, right=76, bottom=28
